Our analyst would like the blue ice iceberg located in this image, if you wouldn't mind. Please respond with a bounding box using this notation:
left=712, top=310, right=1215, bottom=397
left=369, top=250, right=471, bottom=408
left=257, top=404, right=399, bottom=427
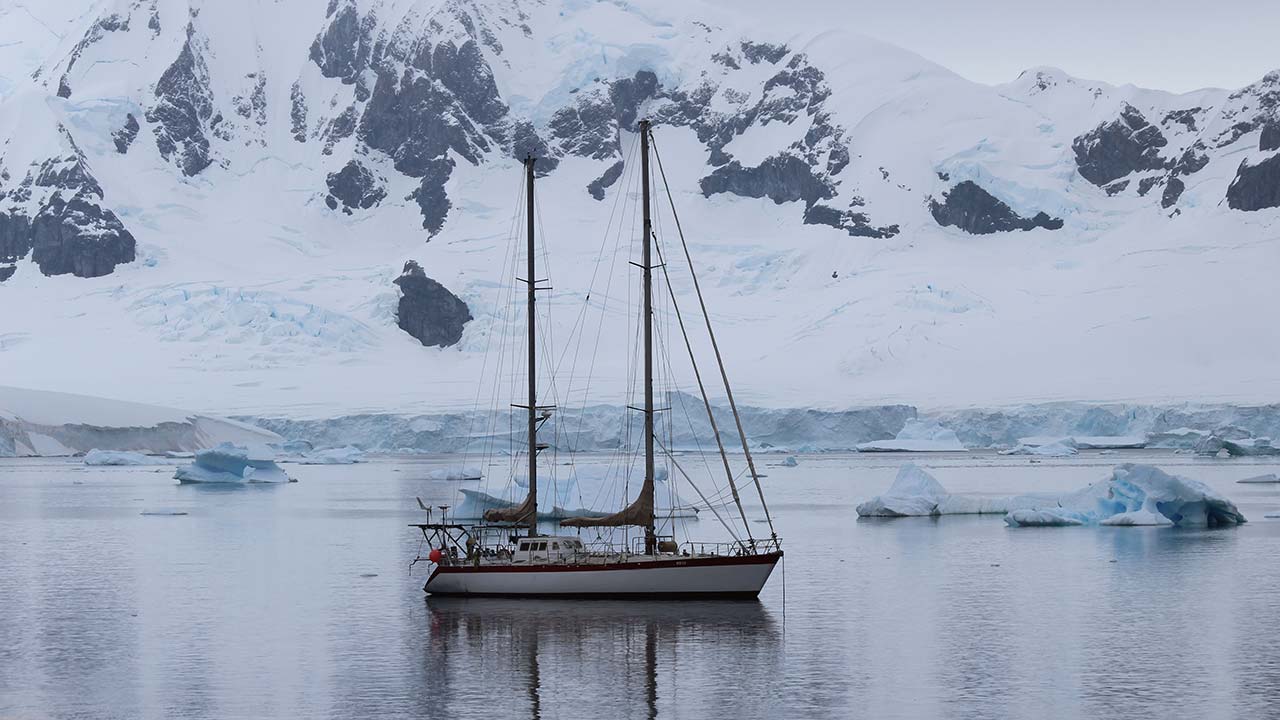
left=1004, top=464, right=1246, bottom=528
left=298, top=446, right=365, bottom=465
left=174, top=443, right=291, bottom=484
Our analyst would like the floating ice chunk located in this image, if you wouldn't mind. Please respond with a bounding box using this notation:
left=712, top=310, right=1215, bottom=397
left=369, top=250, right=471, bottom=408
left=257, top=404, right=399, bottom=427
left=1000, top=441, right=1078, bottom=457
left=1238, top=473, right=1280, bottom=484
left=856, top=420, right=966, bottom=453
left=1148, top=428, right=1208, bottom=449
left=84, top=449, right=170, bottom=466
left=1195, top=428, right=1280, bottom=457
left=1003, top=509, right=1087, bottom=527
left=174, top=443, right=290, bottom=484
left=780, top=456, right=799, bottom=467
left=298, top=446, right=365, bottom=465
left=1015, top=436, right=1077, bottom=448
left=1100, top=509, right=1173, bottom=526
left=425, top=466, right=484, bottom=481
left=1006, top=464, right=1246, bottom=528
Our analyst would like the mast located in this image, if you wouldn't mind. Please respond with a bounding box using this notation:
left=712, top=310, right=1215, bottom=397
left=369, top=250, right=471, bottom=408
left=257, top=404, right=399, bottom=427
left=525, top=155, right=538, bottom=538
left=640, top=120, right=656, bottom=555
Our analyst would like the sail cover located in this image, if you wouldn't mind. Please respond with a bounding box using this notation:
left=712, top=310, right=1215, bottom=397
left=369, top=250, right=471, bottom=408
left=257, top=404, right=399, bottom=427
left=482, top=491, right=536, bottom=524
left=560, top=475, right=654, bottom=527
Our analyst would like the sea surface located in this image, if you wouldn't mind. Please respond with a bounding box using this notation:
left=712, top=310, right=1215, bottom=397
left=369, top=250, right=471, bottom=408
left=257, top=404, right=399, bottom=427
left=3, top=451, right=1280, bottom=719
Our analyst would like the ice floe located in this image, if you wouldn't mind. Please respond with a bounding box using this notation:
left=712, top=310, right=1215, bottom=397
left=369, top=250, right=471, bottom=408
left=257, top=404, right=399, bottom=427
left=856, top=420, right=966, bottom=453
left=1196, top=432, right=1280, bottom=457
left=1238, top=473, right=1280, bottom=484
left=83, top=449, right=171, bottom=466
left=999, top=441, right=1078, bottom=457
left=174, top=443, right=291, bottom=484
left=780, top=456, right=799, bottom=467
left=425, top=466, right=484, bottom=481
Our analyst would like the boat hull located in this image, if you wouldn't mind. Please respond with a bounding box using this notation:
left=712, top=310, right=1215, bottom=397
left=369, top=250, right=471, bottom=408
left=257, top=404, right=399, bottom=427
left=424, top=552, right=781, bottom=599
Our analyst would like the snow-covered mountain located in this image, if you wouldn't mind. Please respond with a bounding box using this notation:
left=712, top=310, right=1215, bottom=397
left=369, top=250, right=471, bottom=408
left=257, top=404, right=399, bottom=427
left=0, top=0, right=1277, bottom=417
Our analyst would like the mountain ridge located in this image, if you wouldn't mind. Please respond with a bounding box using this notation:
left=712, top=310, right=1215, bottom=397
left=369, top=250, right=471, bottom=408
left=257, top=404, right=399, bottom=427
left=0, top=0, right=1276, bottom=416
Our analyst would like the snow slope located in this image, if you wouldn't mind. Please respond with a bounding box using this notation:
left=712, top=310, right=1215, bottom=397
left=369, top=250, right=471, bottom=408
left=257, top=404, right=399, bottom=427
left=0, top=0, right=1276, bottom=419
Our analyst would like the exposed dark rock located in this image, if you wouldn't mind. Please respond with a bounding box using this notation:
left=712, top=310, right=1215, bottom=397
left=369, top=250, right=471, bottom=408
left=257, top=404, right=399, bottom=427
left=587, top=161, right=624, bottom=201
left=325, top=160, right=386, bottom=213
left=57, top=76, right=72, bottom=99
left=407, top=157, right=454, bottom=235
left=1104, top=179, right=1129, bottom=196
left=1261, top=123, right=1280, bottom=152
left=323, top=105, right=359, bottom=154
left=148, top=7, right=160, bottom=32
left=29, top=192, right=136, bottom=277
left=113, top=114, right=140, bottom=154
left=929, top=181, right=1064, bottom=234
left=233, top=73, right=268, bottom=128
left=549, top=89, right=619, bottom=159
left=1137, top=176, right=1161, bottom=197
left=1226, top=154, right=1280, bottom=211
left=1072, top=104, right=1169, bottom=185
left=1173, top=143, right=1209, bottom=175
left=741, top=41, right=789, bottom=65
left=394, top=260, right=471, bottom=348
left=1160, top=177, right=1185, bottom=209
left=309, top=1, right=376, bottom=84
left=1163, top=108, right=1201, bottom=132
left=700, top=154, right=833, bottom=205
left=510, top=120, right=557, bottom=173
left=290, top=82, right=308, bottom=142
left=0, top=211, right=32, bottom=264
left=711, top=51, right=739, bottom=70
left=0, top=265, right=14, bottom=282
left=610, top=70, right=660, bottom=130
left=803, top=204, right=899, bottom=238
left=147, top=26, right=215, bottom=176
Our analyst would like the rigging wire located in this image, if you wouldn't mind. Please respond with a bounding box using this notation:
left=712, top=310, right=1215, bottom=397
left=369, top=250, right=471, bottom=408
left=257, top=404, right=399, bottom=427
left=650, top=133, right=778, bottom=541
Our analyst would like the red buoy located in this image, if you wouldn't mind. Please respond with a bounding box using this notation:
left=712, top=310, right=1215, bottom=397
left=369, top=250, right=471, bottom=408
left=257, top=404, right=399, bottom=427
left=428, top=548, right=443, bottom=563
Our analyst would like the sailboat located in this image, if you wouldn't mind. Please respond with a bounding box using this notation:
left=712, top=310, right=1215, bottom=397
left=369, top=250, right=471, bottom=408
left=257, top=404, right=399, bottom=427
left=411, top=121, right=782, bottom=599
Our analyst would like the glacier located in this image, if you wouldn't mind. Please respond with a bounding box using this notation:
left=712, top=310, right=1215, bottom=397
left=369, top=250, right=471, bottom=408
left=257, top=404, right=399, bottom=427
left=174, top=443, right=291, bottom=484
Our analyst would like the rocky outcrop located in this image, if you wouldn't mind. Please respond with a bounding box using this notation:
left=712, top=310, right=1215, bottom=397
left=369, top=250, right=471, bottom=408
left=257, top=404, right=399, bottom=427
left=324, top=159, right=385, bottom=213
left=1072, top=104, right=1169, bottom=186
left=394, top=260, right=471, bottom=348
left=700, top=154, right=833, bottom=205
left=147, top=26, right=217, bottom=176
left=587, top=161, right=624, bottom=200
left=1161, top=177, right=1185, bottom=209
left=1226, top=155, right=1280, bottom=211
left=802, top=203, right=898, bottom=238
left=112, top=114, right=139, bottom=154
left=1261, top=123, right=1280, bottom=152
left=930, top=181, right=1063, bottom=234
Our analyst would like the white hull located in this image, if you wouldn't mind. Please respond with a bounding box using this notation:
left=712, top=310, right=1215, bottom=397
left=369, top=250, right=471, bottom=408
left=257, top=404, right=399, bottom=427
left=424, top=553, right=781, bottom=599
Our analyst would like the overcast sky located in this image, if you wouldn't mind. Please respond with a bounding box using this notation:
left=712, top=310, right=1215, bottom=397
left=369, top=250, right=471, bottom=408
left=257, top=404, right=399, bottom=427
left=709, top=0, right=1279, bottom=93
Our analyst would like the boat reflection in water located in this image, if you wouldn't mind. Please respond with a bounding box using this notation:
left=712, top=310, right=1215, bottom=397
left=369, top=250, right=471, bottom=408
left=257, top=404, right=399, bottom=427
left=420, top=598, right=783, bottom=719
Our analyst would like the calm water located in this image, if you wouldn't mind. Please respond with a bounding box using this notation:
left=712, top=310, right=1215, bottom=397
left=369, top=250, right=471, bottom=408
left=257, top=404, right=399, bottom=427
left=3, top=452, right=1280, bottom=719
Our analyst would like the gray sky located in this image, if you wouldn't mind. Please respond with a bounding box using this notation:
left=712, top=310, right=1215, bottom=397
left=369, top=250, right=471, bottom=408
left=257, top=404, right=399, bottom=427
left=711, top=0, right=1279, bottom=93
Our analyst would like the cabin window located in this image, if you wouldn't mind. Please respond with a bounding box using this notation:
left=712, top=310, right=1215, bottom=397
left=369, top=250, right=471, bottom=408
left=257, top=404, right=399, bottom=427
left=519, top=542, right=529, bottom=552
left=537, top=542, right=547, bottom=551
left=551, top=542, right=560, bottom=550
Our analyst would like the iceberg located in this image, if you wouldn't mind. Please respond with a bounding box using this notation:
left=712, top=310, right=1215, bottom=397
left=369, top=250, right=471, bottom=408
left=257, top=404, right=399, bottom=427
left=856, top=420, right=966, bottom=453
left=1237, top=473, right=1280, bottom=484
left=999, top=441, right=1078, bottom=457
left=780, top=455, right=799, bottom=467
left=297, top=446, right=365, bottom=465
left=425, top=466, right=484, bottom=481
left=83, top=449, right=171, bottom=466
left=174, top=443, right=290, bottom=484
left=856, top=464, right=1044, bottom=517
left=1004, top=464, right=1247, bottom=528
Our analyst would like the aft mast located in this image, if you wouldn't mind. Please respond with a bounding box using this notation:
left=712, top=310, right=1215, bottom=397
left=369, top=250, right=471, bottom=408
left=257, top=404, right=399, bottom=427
left=640, top=120, right=657, bottom=556
left=524, top=155, right=538, bottom=538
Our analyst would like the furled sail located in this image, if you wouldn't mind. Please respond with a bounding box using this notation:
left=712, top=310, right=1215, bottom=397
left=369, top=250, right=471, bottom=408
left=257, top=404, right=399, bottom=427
left=483, top=491, right=537, bottom=524
left=560, top=475, right=653, bottom=527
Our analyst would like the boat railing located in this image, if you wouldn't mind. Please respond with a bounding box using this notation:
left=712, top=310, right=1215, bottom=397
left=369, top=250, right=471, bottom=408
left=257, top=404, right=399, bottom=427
left=681, top=537, right=782, bottom=557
